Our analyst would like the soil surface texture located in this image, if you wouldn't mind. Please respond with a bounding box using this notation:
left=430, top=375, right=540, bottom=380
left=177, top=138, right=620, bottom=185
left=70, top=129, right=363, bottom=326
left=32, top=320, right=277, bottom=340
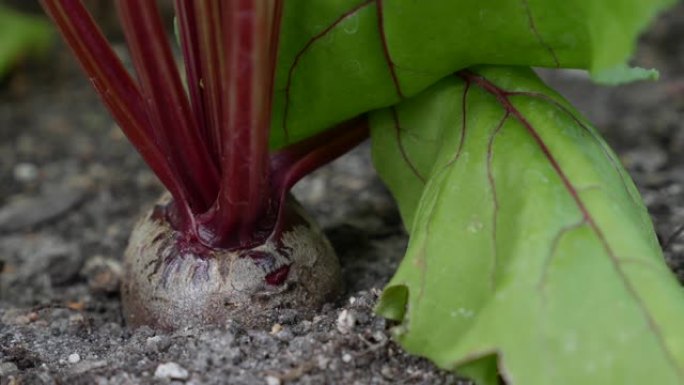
left=1, top=3, right=684, bottom=385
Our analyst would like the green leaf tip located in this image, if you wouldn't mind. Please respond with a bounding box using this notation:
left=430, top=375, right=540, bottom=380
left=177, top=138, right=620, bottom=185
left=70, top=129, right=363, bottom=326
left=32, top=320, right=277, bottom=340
left=375, top=284, right=408, bottom=321
left=591, top=64, right=660, bottom=85
left=371, top=66, right=684, bottom=384
left=584, top=0, right=676, bottom=85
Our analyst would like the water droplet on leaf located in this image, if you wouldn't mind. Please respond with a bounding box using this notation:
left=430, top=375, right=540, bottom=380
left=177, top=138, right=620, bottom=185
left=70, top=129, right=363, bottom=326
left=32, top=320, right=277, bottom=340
left=343, top=14, right=359, bottom=34
left=467, top=220, right=483, bottom=233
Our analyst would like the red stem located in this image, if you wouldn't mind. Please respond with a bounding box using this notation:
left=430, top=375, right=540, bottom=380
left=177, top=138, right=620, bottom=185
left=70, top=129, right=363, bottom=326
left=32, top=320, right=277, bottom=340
left=270, top=116, right=369, bottom=240
left=175, top=0, right=226, bottom=167
left=271, top=116, right=370, bottom=194
left=43, top=0, right=367, bottom=250
left=174, top=0, right=207, bottom=150
left=207, top=0, right=280, bottom=245
left=39, top=0, right=195, bottom=229
left=117, top=0, right=220, bottom=213
left=195, top=115, right=368, bottom=249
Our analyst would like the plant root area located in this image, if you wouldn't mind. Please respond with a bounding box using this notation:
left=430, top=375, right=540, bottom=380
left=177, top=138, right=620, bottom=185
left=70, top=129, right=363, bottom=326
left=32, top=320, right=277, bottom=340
left=2, top=5, right=684, bottom=385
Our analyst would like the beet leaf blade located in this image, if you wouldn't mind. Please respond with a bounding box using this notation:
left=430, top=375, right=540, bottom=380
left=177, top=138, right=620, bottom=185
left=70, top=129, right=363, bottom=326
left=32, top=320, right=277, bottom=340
left=271, top=0, right=674, bottom=150
left=372, top=66, right=684, bottom=384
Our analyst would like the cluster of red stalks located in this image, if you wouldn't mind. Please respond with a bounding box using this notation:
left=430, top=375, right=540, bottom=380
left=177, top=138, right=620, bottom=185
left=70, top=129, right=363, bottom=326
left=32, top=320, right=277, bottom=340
left=41, top=0, right=368, bottom=250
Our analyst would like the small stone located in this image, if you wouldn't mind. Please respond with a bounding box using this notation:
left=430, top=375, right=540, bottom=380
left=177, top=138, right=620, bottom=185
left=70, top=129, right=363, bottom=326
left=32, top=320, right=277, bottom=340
left=265, top=375, right=281, bottom=385
left=154, top=362, right=189, bottom=380
left=342, top=353, right=353, bottom=363
left=316, top=355, right=330, bottom=369
left=371, top=331, right=387, bottom=344
left=0, top=362, right=18, bottom=376
left=380, top=365, right=394, bottom=379
left=275, top=328, right=294, bottom=342
left=336, top=309, right=356, bottom=334
left=68, top=353, right=81, bottom=364
left=81, top=256, right=123, bottom=294
left=146, top=335, right=171, bottom=353
left=69, top=313, right=85, bottom=325
left=10, top=314, right=32, bottom=325
left=299, top=320, right=312, bottom=333
left=13, top=163, right=38, bottom=182
left=270, top=323, right=283, bottom=335
left=73, top=360, right=107, bottom=375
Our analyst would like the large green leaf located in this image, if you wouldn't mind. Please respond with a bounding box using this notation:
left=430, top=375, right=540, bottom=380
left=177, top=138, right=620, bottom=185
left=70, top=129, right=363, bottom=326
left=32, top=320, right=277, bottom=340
left=371, top=66, right=684, bottom=384
left=271, top=0, right=674, bottom=148
left=0, top=5, right=52, bottom=78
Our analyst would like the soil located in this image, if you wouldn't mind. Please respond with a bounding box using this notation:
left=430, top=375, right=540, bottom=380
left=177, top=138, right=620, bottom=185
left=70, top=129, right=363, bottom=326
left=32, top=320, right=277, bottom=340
left=1, top=4, right=684, bottom=385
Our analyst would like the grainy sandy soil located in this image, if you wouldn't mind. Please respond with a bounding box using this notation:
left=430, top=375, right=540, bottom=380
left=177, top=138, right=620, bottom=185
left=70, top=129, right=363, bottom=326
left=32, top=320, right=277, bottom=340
left=1, top=3, right=683, bottom=385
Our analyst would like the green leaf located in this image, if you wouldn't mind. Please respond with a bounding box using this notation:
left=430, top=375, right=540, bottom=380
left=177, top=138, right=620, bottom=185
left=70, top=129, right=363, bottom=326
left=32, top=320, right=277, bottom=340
left=271, top=0, right=674, bottom=148
left=371, top=66, right=684, bottom=384
left=0, top=5, right=52, bottom=78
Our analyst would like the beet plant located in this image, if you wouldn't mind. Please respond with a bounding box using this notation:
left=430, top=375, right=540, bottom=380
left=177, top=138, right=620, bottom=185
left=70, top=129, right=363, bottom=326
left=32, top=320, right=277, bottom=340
left=41, top=0, right=684, bottom=384
left=41, top=0, right=368, bottom=329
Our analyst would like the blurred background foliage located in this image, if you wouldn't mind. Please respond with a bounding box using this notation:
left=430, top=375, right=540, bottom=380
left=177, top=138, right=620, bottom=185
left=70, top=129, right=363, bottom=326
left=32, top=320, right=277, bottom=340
left=0, top=1, right=52, bottom=79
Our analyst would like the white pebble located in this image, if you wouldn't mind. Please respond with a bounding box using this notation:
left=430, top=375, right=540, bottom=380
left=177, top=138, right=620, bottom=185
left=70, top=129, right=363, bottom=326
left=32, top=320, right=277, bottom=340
left=336, top=309, right=356, bottom=334
left=265, top=375, right=281, bottom=385
left=317, top=355, right=330, bottom=369
left=270, top=323, right=283, bottom=335
left=67, top=353, right=80, bottom=364
left=13, top=163, right=38, bottom=182
left=342, top=353, right=353, bottom=363
left=154, top=362, right=189, bottom=380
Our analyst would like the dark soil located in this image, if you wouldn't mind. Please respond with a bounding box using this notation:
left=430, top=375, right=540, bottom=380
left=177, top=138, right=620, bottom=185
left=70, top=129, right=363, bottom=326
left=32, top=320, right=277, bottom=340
left=1, top=4, right=684, bottom=385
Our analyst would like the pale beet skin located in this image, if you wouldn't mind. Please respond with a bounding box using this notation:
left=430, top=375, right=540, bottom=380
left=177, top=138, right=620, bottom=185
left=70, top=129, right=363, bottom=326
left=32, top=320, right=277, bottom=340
left=122, top=194, right=342, bottom=330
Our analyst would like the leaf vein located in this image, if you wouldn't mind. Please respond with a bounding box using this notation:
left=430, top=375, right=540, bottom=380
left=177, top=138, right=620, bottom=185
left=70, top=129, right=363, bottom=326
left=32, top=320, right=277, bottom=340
left=521, top=0, right=560, bottom=68
left=281, top=0, right=374, bottom=142
left=508, top=90, right=638, bottom=207
left=486, top=112, right=510, bottom=290
left=376, top=0, right=404, bottom=98
left=391, top=107, right=426, bottom=183
left=415, top=81, right=473, bottom=304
